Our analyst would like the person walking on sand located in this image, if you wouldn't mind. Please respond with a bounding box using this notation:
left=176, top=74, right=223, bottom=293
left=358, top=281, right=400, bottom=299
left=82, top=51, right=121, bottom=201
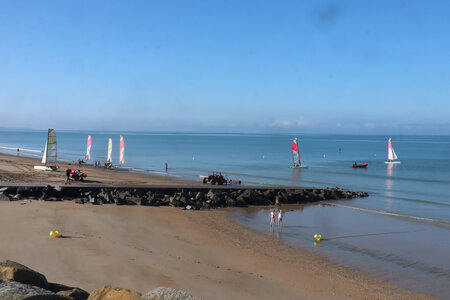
left=270, top=209, right=276, bottom=230
left=278, top=209, right=283, bottom=232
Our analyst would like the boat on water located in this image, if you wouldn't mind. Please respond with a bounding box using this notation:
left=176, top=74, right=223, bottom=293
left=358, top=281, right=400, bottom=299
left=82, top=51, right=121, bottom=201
left=385, top=138, right=401, bottom=164
left=352, top=163, right=368, bottom=168
left=34, top=129, right=58, bottom=171
left=289, top=138, right=308, bottom=168
left=85, top=135, right=92, bottom=161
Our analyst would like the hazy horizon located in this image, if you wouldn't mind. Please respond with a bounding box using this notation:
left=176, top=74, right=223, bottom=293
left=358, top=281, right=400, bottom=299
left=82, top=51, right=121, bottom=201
left=1, top=1, right=449, bottom=135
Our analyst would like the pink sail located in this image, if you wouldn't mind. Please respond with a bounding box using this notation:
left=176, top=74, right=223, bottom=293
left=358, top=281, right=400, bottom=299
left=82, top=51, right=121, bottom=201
left=119, top=135, right=125, bottom=165
left=292, top=138, right=300, bottom=166
left=85, top=135, right=92, bottom=161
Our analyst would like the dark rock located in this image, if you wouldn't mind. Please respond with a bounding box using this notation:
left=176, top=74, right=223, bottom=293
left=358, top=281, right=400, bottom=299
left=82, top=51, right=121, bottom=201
left=0, top=193, right=11, bottom=201
left=0, top=280, right=70, bottom=300
left=0, top=260, right=48, bottom=289
left=48, top=282, right=89, bottom=300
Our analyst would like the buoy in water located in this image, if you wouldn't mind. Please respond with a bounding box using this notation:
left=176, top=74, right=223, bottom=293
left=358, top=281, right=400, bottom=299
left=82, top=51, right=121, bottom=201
left=49, top=231, right=62, bottom=238
left=192, top=156, right=195, bottom=161
left=323, top=154, right=326, bottom=158
left=314, top=234, right=322, bottom=241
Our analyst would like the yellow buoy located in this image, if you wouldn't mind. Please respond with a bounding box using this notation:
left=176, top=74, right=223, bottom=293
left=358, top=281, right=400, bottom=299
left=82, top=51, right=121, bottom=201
left=314, top=234, right=322, bottom=241
left=49, top=231, right=62, bottom=238
left=323, top=154, right=326, bottom=158
left=192, top=156, right=195, bottom=161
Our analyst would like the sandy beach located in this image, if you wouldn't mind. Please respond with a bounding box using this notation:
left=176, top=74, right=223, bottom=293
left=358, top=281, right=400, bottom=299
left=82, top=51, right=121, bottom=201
left=0, top=153, right=434, bottom=299
left=0, top=153, right=198, bottom=186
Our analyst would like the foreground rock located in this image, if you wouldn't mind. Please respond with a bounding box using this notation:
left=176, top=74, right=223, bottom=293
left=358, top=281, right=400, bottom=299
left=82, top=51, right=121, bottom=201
left=0, top=260, right=48, bottom=289
left=0, top=260, right=199, bottom=300
left=0, top=185, right=369, bottom=209
left=142, top=286, right=198, bottom=300
left=0, top=280, right=70, bottom=300
left=87, top=287, right=142, bottom=300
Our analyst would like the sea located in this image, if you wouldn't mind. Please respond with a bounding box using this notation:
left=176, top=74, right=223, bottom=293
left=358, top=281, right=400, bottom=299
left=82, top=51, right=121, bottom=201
left=0, top=129, right=449, bottom=297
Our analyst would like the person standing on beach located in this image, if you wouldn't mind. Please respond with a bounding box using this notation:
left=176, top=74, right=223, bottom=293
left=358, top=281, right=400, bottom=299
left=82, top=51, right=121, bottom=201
left=270, top=209, right=276, bottom=230
left=165, top=162, right=168, bottom=171
left=278, top=210, right=283, bottom=232
left=65, top=168, right=71, bottom=184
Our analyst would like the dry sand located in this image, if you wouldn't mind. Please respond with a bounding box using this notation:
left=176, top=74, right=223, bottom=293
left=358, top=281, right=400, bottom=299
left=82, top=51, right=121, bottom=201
left=0, top=153, right=198, bottom=185
left=0, top=153, right=434, bottom=299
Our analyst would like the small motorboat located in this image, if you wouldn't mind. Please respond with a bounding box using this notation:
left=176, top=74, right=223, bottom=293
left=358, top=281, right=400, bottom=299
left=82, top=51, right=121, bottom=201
left=352, top=163, right=368, bottom=168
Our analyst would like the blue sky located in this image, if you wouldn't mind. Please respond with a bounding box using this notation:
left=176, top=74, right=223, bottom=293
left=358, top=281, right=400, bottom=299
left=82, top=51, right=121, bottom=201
left=0, top=0, right=449, bottom=134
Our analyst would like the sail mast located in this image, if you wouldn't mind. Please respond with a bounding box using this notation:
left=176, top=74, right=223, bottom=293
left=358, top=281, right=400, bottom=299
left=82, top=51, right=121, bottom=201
left=107, top=138, right=112, bottom=163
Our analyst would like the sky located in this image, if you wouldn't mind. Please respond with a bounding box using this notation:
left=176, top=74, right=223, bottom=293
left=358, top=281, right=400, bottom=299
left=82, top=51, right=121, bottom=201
left=0, top=0, right=449, bottom=134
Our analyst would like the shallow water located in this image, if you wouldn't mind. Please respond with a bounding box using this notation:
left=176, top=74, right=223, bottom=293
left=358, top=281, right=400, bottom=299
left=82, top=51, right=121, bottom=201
left=1, top=129, right=449, bottom=296
left=1, top=130, right=449, bottom=223
left=231, top=204, right=450, bottom=298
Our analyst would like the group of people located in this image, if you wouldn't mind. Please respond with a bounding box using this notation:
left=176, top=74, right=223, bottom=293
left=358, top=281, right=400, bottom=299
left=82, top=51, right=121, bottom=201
left=270, top=209, right=283, bottom=232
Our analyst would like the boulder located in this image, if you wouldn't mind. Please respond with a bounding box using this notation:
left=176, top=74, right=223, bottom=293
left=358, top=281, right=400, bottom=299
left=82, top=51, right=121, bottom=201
left=141, top=286, right=198, bottom=300
left=0, top=280, right=70, bottom=300
left=0, top=193, right=11, bottom=201
left=87, top=287, right=142, bottom=300
left=0, top=260, right=48, bottom=289
left=48, top=282, right=89, bottom=300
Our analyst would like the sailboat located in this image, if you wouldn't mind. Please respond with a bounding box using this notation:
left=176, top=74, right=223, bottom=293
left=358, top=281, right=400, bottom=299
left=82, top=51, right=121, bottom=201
left=119, top=135, right=125, bottom=165
left=384, top=138, right=400, bottom=164
left=85, top=135, right=92, bottom=161
left=34, top=129, right=59, bottom=171
left=107, top=138, right=112, bottom=163
left=289, top=138, right=308, bottom=168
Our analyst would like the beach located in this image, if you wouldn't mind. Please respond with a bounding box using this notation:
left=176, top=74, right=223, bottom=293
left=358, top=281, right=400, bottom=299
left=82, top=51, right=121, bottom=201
left=0, top=153, right=436, bottom=299
left=0, top=201, right=433, bottom=300
left=0, top=153, right=198, bottom=186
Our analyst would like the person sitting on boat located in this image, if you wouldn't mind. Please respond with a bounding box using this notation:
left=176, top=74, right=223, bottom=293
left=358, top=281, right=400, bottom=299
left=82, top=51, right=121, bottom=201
left=354, top=161, right=357, bottom=166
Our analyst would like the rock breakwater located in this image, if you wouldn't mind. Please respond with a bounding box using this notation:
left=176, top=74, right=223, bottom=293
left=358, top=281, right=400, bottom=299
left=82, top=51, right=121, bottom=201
left=0, top=185, right=368, bottom=209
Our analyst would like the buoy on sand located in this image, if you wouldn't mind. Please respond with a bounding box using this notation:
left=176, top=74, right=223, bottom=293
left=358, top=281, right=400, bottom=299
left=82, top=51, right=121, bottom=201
left=49, top=231, right=62, bottom=238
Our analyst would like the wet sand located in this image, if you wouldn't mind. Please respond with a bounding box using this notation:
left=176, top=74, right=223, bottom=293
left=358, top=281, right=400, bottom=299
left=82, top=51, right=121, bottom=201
left=0, top=153, right=436, bottom=299
left=0, top=201, right=433, bottom=299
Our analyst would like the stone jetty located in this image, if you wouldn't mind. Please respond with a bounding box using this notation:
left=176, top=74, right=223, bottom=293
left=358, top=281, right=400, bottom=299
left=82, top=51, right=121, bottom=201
left=0, top=185, right=368, bottom=209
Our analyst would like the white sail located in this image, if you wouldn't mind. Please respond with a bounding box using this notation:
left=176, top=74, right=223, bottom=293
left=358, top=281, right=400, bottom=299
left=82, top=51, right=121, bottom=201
left=107, top=138, right=112, bottom=163
left=41, top=142, right=48, bottom=164
left=41, top=129, right=57, bottom=164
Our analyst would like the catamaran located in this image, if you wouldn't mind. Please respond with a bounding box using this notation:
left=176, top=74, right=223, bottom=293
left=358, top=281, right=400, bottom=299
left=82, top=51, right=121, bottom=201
left=289, top=138, right=307, bottom=168
left=85, top=135, right=92, bottom=161
left=385, top=138, right=400, bottom=164
left=119, top=135, right=125, bottom=165
left=34, top=129, right=59, bottom=171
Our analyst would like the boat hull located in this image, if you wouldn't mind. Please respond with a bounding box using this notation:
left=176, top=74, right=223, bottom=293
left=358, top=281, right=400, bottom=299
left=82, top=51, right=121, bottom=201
left=384, top=161, right=401, bottom=164
left=352, top=164, right=368, bottom=168
left=34, top=165, right=59, bottom=171
left=289, top=165, right=308, bottom=169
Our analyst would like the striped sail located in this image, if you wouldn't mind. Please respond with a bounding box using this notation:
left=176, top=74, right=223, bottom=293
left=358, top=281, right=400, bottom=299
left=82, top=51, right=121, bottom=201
left=388, top=138, right=398, bottom=161
left=292, top=138, right=301, bottom=166
left=41, top=129, right=57, bottom=164
left=107, top=138, right=112, bottom=163
left=119, top=135, right=125, bottom=165
left=85, top=135, right=92, bottom=161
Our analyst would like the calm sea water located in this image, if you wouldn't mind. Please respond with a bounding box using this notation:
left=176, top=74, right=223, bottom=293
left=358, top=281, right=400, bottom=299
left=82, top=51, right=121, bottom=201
left=1, top=129, right=449, bottom=297
left=1, top=129, right=449, bottom=223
